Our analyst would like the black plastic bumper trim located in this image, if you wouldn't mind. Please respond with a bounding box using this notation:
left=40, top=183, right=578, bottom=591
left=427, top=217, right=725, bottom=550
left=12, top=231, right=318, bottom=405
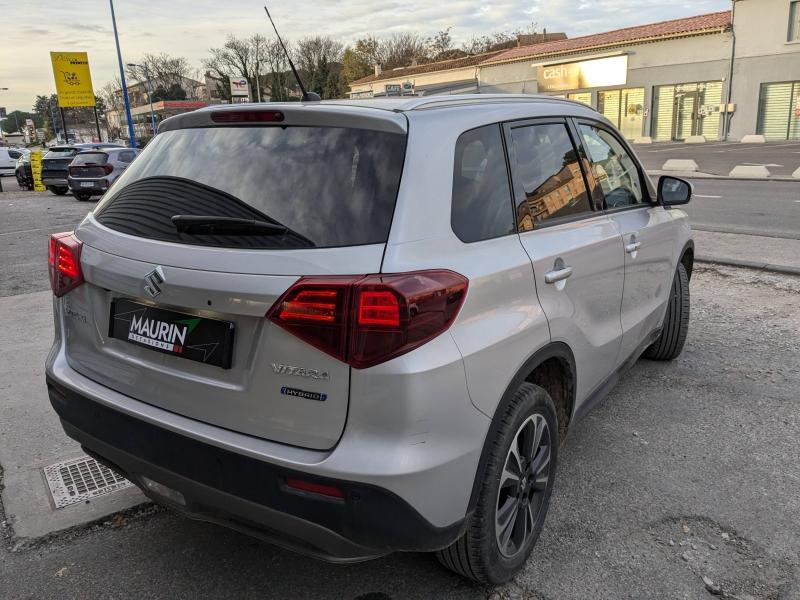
left=46, top=376, right=464, bottom=558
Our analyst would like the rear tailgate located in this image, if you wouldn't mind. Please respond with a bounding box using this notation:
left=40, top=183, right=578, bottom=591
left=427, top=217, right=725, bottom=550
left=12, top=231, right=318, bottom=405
left=62, top=105, right=407, bottom=450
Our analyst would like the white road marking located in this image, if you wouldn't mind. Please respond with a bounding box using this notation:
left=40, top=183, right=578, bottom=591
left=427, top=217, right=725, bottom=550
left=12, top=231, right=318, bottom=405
left=694, top=194, right=722, bottom=199
left=716, top=142, right=800, bottom=152
left=742, top=163, right=783, bottom=167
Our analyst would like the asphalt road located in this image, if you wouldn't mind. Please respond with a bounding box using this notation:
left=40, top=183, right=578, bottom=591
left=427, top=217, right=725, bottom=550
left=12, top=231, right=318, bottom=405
left=637, top=141, right=800, bottom=178
left=682, top=179, right=800, bottom=240
left=1, top=264, right=798, bottom=600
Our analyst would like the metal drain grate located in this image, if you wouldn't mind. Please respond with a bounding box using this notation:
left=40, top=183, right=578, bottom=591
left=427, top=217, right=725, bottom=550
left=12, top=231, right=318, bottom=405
left=43, top=455, right=133, bottom=509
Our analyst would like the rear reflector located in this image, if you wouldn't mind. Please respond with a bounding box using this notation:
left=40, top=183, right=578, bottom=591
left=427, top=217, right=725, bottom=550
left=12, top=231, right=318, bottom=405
left=286, top=478, right=345, bottom=499
left=267, top=270, right=468, bottom=369
left=211, top=110, right=285, bottom=123
left=48, top=232, right=84, bottom=297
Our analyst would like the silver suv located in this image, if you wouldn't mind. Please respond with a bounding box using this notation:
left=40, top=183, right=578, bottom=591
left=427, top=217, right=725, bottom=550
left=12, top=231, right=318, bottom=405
left=45, top=96, right=693, bottom=584
left=67, top=147, right=139, bottom=201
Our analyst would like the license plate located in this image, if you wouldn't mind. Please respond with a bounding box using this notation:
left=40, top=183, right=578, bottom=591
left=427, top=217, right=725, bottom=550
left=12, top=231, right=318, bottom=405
left=109, top=299, right=235, bottom=368
left=80, top=182, right=94, bottom=188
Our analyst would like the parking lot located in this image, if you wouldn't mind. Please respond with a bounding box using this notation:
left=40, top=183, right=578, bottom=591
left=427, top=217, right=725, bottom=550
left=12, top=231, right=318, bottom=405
left=1, top=186, right=799, bottom=599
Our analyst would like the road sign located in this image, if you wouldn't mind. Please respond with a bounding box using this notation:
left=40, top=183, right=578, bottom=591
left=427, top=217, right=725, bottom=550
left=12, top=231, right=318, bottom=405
left=30, top=151, right=46, bottom=192
left=50, top=52, right=96, bottom=107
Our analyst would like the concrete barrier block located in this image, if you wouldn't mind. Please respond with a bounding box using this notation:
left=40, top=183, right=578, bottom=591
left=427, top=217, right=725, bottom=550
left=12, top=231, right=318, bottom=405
left=684, top=135, right=707, bottom=144
left=662, top=159, right=699, bottom=172
left=740, top=134, right=766, bottom=144
left=793, top=166, right=800, bottom=179
left=729, top=165, right=770, bottom=178
left=633, top=136, right=653, bottom=144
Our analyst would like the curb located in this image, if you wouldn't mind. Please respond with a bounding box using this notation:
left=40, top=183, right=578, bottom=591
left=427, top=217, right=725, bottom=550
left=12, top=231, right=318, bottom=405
left=647, top=170, right=800, bottom=183
left=696, top=255, right=800, bottom=277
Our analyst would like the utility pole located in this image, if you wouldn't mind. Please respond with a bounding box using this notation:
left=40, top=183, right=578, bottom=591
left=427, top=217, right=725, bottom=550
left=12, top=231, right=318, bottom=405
left=109, top=0, right=137, bottom=148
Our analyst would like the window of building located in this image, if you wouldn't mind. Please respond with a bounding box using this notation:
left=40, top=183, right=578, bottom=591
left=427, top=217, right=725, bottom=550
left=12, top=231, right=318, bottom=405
left=757, top=81, right=800, bottom=140
left=568, top=92, right=592, bottom=106
left=789, top=1, right=800, bottom=41
left=651, top=81, right=723, bottom=141
left=597, top=88, right=645, bottom=139
left=451, top=124, right=515, bottom=243
left=508, top=123, right=591, bottom=230
left=578, top=124, right=643, bottom=209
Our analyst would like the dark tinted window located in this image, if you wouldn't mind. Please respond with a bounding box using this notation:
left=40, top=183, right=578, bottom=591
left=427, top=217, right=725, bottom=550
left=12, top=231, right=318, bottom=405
left=94, top=126, right=407, bottom=249
left=578, top=124, right=643, bottom=209
left=8, top=150, right=21, bottom=159
left=451, top=124, right=514, bottom=243
left=72, top=152, right=108, bottom=166
left=118, top=151, right=136, bottom=163
left=44, top=148, right=79, bottom=159
left=508, top=123, right=591, bottom=230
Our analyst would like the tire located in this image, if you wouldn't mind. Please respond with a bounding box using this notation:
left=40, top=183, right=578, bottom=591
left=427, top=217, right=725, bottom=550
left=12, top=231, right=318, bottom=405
left=74, top=192, right=93, bottom=201
left=48, top=186, right=68, bottom=196
left=436, top=383, right=559, bottom=584
left=644, top=263, right=690, bottom=361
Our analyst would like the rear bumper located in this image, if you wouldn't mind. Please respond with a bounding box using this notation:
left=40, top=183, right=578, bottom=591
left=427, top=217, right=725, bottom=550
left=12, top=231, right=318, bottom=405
left=42, top=177, right=67, bottom=187
left=47, top=375, right=466, bottom=560
left=67, top=176, right=109, bottom=193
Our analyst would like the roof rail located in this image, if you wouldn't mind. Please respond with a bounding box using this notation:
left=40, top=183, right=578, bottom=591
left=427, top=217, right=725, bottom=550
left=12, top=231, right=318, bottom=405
left=401, top=94, right=592, bottom=112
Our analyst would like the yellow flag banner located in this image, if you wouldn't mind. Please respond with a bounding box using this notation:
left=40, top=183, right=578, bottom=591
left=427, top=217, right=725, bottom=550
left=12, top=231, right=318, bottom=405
left=30, top=151, right=46, bottom=192
left=50, top=52, right=96, bottom=108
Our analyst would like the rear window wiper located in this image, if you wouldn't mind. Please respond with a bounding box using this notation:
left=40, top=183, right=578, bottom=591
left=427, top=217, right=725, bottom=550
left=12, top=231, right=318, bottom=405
left=171, top=215, right=288, bottom=236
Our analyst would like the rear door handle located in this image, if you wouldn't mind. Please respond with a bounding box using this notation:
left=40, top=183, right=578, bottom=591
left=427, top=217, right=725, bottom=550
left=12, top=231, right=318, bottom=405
left=625, top=241, right=641, bottom=254
left=545, top=266, right=573, bottom=284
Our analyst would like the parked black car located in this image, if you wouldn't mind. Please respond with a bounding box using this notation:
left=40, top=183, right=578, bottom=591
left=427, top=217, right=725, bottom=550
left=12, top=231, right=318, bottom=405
left=42, top=144, right=124, bottom=195
left=15, top=151, right=33, bottom=190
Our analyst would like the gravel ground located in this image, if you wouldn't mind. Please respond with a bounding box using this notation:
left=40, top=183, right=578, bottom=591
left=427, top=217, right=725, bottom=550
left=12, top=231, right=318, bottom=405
left=0, top=190, right=798, bottom=599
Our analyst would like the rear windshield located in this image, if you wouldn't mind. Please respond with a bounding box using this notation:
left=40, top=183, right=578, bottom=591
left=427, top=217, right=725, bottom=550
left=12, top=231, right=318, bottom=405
left=45, top=148, right=79, bottom=159
left=94, top=126, right=407, bottom=249
left=72, top=152, right=108, bottom=166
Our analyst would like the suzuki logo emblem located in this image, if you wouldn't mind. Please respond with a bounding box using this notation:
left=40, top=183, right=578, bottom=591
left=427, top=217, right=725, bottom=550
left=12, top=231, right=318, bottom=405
left=143, top=267, right=165, bottom=298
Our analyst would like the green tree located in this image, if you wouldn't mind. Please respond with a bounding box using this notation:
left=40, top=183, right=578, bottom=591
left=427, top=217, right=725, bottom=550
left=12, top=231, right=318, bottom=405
left=1, top=110, right=41, bottom=134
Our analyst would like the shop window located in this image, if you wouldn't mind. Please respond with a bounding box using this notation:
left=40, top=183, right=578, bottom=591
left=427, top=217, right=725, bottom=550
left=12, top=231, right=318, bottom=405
left=568, top=92, right=592, bottom=106
left=757, top=82, right=800, bottom=140
left=598, top=88, right=644, bottom=139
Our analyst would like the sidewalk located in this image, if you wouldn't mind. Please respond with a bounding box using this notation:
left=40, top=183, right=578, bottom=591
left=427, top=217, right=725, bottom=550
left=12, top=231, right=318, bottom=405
left=0, top=291, right=146, bottom=542
left=692, top=230, right=800, bottom=275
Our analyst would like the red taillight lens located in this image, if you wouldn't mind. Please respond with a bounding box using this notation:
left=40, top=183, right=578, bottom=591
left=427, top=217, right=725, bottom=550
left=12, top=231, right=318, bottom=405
left=285, top=478, right=345, bottom=499
left=267, top=270, right=468, bottom=369
left=48, top=232, right=84, bottom=297
left=211, top=110, right=285, bottom=123
left=103, top=164, right=114, bottom=175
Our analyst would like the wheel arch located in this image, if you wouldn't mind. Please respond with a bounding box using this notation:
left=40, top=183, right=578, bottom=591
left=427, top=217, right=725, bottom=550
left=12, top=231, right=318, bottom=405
left=680, top=239, right=694, bottom=280
left=466, top=341, right=576, bottom=513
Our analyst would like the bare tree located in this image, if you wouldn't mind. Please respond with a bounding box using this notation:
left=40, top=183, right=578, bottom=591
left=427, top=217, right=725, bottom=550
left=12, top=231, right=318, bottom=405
left=379, top=33, right=430, bottom=69
left=460, top=22, right=540, bottom=54
left=126, top=53, right=192, bottom=91
left=204, top=35, right=259, bottom=100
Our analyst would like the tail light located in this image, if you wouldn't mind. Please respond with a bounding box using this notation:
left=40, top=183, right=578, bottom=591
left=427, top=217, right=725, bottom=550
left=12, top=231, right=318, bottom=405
left=48, top=232, right=84, bottom=297
left=103, top=164, right=114, bottom=175
left=267, top=270, right=468, bottom=369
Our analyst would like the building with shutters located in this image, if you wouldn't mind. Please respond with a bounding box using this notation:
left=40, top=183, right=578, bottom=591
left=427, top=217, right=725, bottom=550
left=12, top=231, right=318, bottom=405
left=349, top=0, right=800, bottom=141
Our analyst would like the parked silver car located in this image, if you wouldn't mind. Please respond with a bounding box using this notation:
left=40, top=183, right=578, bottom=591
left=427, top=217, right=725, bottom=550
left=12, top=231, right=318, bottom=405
left=67, top=147, right=139, bottom=201
left=45, top=96, right=693, bottom=584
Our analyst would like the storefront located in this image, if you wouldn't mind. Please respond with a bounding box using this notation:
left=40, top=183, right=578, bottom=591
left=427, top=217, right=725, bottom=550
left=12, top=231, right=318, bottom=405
left=757, top=81, right=800, bottom=140
left=598, top=88, right=645, bottom=140
left=651, top=81, right=724, bottom=141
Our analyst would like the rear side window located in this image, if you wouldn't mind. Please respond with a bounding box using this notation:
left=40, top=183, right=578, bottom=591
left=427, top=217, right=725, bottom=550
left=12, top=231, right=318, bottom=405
left=508, top=123, right=591, bottom=230
left=8, top=150, right=21, bottom=159
left=118, top=151, right=136, bottom=163
left=44, top=148, right=78, bottom=159
left=451, top=124, right=514, bottom=243
left=72, top=152, right=108, bottom=166
left=94, top=126, right=407, bottom=249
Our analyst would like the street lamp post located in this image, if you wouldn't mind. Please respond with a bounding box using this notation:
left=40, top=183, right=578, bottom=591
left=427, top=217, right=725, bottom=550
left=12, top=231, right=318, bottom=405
left=127, top=63, right=157, bottom=137
left=109, top=0, right=137, bottom=148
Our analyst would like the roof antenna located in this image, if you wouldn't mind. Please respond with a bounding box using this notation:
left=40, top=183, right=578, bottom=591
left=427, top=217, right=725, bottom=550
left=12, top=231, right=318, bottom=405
left=263, top=5, right=320, bottom=102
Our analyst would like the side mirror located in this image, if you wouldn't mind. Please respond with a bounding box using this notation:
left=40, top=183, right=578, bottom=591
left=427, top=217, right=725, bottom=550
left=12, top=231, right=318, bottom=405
left=658, top=176, right=692, bottom=206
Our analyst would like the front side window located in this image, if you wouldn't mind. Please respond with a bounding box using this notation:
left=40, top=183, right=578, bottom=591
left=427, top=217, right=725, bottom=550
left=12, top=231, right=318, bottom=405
left=508, top=122, right=591, bottom=230
left=451, top=124, right=515, bottom=243
left=790, top=1, right=800, bottom=41
left=578, top=124, right=644, bottom=209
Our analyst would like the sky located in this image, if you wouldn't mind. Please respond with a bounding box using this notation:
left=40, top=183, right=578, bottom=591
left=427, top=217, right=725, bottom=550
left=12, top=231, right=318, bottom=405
left=0, top=0, right=731, bottom=113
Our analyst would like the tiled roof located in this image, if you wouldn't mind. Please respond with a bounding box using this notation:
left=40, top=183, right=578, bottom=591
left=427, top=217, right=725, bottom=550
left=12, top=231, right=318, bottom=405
left=483, top=11, right=731, bottom=65
left=351, top=50, right=505, bottom=86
